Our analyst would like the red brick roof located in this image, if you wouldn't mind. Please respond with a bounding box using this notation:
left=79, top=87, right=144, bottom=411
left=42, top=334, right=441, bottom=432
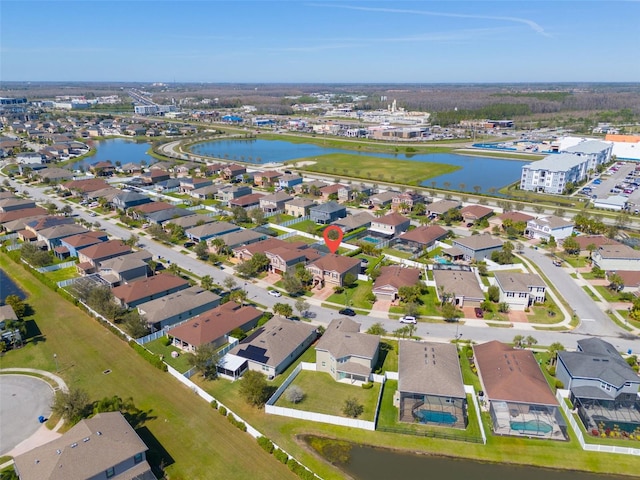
left=398, top=225, right=447, bottom=245
left=573, top=235, right=620, bottom=250
left=460, top=204, right=493, bottom=220
left=497, top=211, right=534, bottom=223
left=133, top=201, right=174, bottom=214
left=0, top=207, right=47, bottom=223
left=112, top=274, right=189, bottom=304
left=79, top=240, right=131, bottom=260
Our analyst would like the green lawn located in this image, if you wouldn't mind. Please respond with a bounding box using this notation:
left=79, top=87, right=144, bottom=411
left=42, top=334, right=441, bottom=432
left=275, top=370, right=381, bottom=422
left=44, top=266, right=78, bottom=283
left=373, top=340, right=399, bottom=373
left=526, top=300, right=565, bottom=324
left=582, top=286, right=600, bottom=301
left=292, top=153, right=460, bottom=186
left=389, top=291, right=441, bottom=318
left=594, top=285, right=626, bottom=303
left=557, top=254, right=589, bottom=268
left=144, top=337, right=193, bottom=373
left=0, top=255, right=297, bottom=480
left=616, top=310, right=640, bottom=330
left=326, top=281, right=373, bottom=310
left=381, top=246, right=414, bottom=259
left=287, top=219, right=319, bottom=234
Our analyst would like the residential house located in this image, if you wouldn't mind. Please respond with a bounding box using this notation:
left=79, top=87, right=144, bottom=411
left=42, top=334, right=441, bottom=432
left=164, top=213, right=215, bottom=230
left=306, top=253, right=361, bottom=287
left=432, top=265, right=484, bottom=307
left=221, top=316, right=317, bottom=379
left=191, top=184, right=221, bottom=199
left=556, top=338, right=640, bottom=434
left=13, top=412, right=155, bottom=480
left=396, top=341, right=467, bottom=428
left=112, top=273, right=190, bottom=308
left=229, top=193, right=264, bottom=211
left=592, top=244, right=640, bottom=272
left=460, top=204, right=493, bottom=223
left=489, top=211, right=535, bottom=230
left=233, top=237, right=305, bottom=261
left=254, top=170, right=282, bottom=187
left=144, top=208, right=193, bottom=226
left=525, top=215, right=574, bottom=242
left=265, top=243, right=321, bottom=275
left=137, top=286, right=221, bottom=331
left=57, top=231, right=108, bottom=257
left=391, top=191, right=424, bottom=213
left=295, top=179, right=326, bottom=195
left=98, top=250, right=152, bottom=286
left=186, top=221, right=240, bottom=243
left=216, top=185, right=252, bottom=204
left=0, top=198, right=36, bottom=212
left=259, top=191, right=293, bottom=213
left=0, top=208, right=47, bottom=229
left=153, top=178, right=181, bottom=192
left=84, top=187, right=121, bottom=203
left=169, top=302, right=262, bottom=353
left=37, top=223, right=88, bottom=251
left=372, top=266, right=421, bottom=301
left=179, top=177, right=212, bottom=194
left=452, top=233, right=504, bottom=261
left=140, top=169, right=170, bottom=185
left=332, top=212, right=375, bottom=233
left=473, top=340, right=566, bottom=439
left=337, top=184, right=371, bottom=203
left=61, top=178, right=109, bottom=195
left=573, top=235, right=621, bottom=256
left=34, top=167, right=74, bottom=182
left=309, top=201, right=347, bottom=224
left=23, top=216, right=75, bottom=237
left=222, top=164, right=246, bottom=180
left=120, top=162, right=142, bottom=174
left=315, top=318, right=380, bottom=383
left=493, top=272, right=546, bottom=311
left=218, top=229, right=267, bottom=250
left=395, top=225, right=448, bottom=253
left=426, top=199, right=461, bottom=217
left=368, top=191, right=396, bottom=209
left=89, top=161, right=116, bottom=177
left=369, top=212, right=411, bottom=238
left=319, top=183, right=345, bottom=201
left=77, top=240, right=132, bottom=274
left=285, top=197, right=316, bottom=217
left=131, top=201, right=174, bottom=220
left=278, top=173, right=304, bottom=189
left=612, top=270, right=640, bottom=291
left=112, top=191, right=152, bottom=211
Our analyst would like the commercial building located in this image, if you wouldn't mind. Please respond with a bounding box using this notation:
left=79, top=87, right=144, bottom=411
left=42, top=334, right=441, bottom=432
left=520, top=153, right=589, bottom=194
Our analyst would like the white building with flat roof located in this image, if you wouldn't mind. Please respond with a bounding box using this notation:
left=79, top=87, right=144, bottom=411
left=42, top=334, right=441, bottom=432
left=563, top=140, right=613, bottom=171
left=520, top=153, right=588, bottom=194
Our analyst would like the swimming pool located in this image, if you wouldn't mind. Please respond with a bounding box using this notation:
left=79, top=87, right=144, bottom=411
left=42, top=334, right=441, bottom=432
left=414, top=410, right=458, bottom=425
left=361, top=236, right=381, bottom=244
left=433, top=255, right=452, bottom=265
left=510, top=419, right=553, bottom=434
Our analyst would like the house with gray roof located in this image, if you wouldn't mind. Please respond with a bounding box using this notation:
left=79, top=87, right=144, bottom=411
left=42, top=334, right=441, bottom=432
left=37, top=223, right=88, bottom=251
left=186, top=221, right=241, bottom=243
left=368, top=191, right=396, bottom=208
left=332, top=211, right=374, bottom=233
left=145, top=207, right=193, bottom=225
left=525, top=215, right=574, bottom=242
left=315, top=317, right=379, bottom=383
left=563, top=139, right=613, bottom=171
left=218, top=229, right=266, bottom=250
left=426, top=199, right=461, bottom=217
left=137, top=285, right=221, bottom=331
left=432, top=265, right=484, bottom=307
left=260, top=191, right=293, bottom=213
left=0, top=198, right=35, bottom=212
left=216, top=185, right=252, bottom=204
left=98, top=250, right=152, bottom=286
left=396, top=340, right=467, bottom=428
left=284, top=197, right=316, bottom=217
left=309, top=201, right=347, bottom=224
left=221, top=316, right=317, bottom=379
left=13, top=411, right=155, bottom=480
left=493, top=272, right=546, bottom=311
left=556, top=338, right=640, bottom=434
left=592, top=243, right=640, bottom=271
left=112, top=191, right=152, bottom=211
left=164, top=213, right=215, bottom=230
left=452, top=233, right=503, bottom=261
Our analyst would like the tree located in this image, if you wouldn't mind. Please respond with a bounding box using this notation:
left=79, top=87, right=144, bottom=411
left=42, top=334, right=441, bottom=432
left=343, top=397, right=364, bottom=418
left=201, top=275, right=213, bottom=291
left=294, top=298, right=310, bottom=318
left=343, top=272, right=357, bottom=288
left=498, top=302, right=510, bottom=313
left=283, top=272, right=304, bottom=296
left=231, top=206, right=249, bottom=223
left=44, top=202, right=58, bottom=215
left=60, top=204, right=73, bottom=216
left=223, top=276, right=237, bottom=292
left=548, top=342, right=565, bottom=366
left=92, top=395, right=136, bottom=416
left=123, top=233, right=139, bottom=247
left=20, top=242, right=52, bottom=267
left=524, top=335, right=538, bottom=348
left=513, top=335, right=524, bottom=348
left=187, top=343, right=219, bottom=379
left=51, top=387, right=90, bottom=424
left=285, top=385, right=305, bottom=404
left=441, top=302, right=462, bottom=322
left=562, top=236, right=580, bottom=255
left=194, top=241, right=209, bottom=260
left=366, top=322, right=387, bottom=335
left=585, top=243, right=597, bottom=258
left=239, top=370, right=270, bottom=407
left=547, top=235, right=557, bottom=252
left=248, top=208, right=266, bottom=225
left=211, top=237, right=228, bottom=255
left=487, top=285, right=500, bottom=303
left=398, top=284, right=422, bottom=304
left=608, top=272, right=624, bottom=292
left=4, top=295, right=26, bottom=319
left=273, top=302, right=293, bottom=318
left=404, top=302, right=419, bottom=318
left=229, top=289, right=248, bottom=306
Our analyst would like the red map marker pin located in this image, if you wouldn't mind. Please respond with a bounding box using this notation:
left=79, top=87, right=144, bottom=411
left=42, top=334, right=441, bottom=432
left=323, top=225, right=344, bottom=254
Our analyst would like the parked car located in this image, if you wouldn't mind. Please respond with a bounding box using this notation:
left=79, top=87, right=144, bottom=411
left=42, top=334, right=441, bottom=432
left=399, top=315, right=417, bottom=324
left=338, top=308, right=356, bottom=316
left=89, top=212, right=97, bottom=217
left=268, top=289, right=282, bottom=297
left=474, top=307, right=484, bottom=319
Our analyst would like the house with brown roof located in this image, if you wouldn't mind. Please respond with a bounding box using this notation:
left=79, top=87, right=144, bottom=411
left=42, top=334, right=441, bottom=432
left=452, top=233, right=504, bottom=261
left=112, top=273, right=190, bottom=308
left=265, top=243, right=321, bottom=275
left=222, top=316, right=317, bottom=379
left=61, top=178, right=109, bottom=194
left=254, top=170, right=282, bottom=187
left=396, top=225, right=448, bottom=252
left=573, top=235, right=621, bottom=256
left=432, top=265, right=484, bottom=307
left=77, top=240, right=132, bottom=272
left=460, top=204, right=493, bottom=223
left=0, top=208, right=48, bottom=229
left=137, top=286, right=221, bottom=331
left=169, top=302, right=262, bottom=352
left=131, top=201, right=174, bottom=220
left=229, top=192, right=264, bottom=210
left=24, top=216, right=75, bottom=236
left=489, top=211, right=534, bottom=230
left=369, top=212, right=411, bottom=238
left=141, top=169, right=170, bottom=185
left=306, top=253, right=361, bottom=287
left=222, top=164, right=246, bottom=180
left=233, top=237, right=292, bottom=261
left=55, top=231, right=108, bottom=258
left=372, top=266, right=421, bottom=300
left=473, top=341, right=565, bottom=439
left=315, top=317, right=379, bottom=383
left=396, top=341, right=467, bottom=428
left=13, top=411, right=155, bottom=480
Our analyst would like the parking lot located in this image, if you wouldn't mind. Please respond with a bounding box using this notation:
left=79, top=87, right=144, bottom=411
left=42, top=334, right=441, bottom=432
left=578, top=161, right=640, bottom=211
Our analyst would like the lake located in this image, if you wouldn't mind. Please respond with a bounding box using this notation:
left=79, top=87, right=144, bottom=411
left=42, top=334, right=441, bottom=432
left=0, top=269, right=26, bottom=304
left=333, top=443, right=630, bottom=480
left=190, top=138, right=526, bottom=192
left=68, top=138, right=156, bottom=171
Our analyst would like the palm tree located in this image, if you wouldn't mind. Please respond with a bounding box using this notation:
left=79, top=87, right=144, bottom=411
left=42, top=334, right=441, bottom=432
left=548, top=342, right=565, bottom=366
left=473, top=185, right=482, bottom=194
left=512, top=335, right=524, bottom=348
left=458, top=183, right=466, bottom=192
left=524, top=335, right=538, bottom=348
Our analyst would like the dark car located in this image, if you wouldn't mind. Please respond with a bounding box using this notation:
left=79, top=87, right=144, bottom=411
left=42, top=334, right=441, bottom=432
left=338, top=308, right=356, bottom=317
left=474, top=307, right=484, bottom=319
left=183, top=241, right=195, bottom=248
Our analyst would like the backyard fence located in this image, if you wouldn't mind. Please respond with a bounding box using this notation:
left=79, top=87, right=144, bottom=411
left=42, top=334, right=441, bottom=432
left=0, top=233, right=19, bottom=242
left=36, top=260, right=76, bottom=273
left=183, top=338, right=239, bottom=379
left=5, top=244, right=22, bottom=251
left=556, top=390, right=640, bottom=456
left=376, top=425, right=484, bottom=443
left=465, top=385, right=487, bottom=444
left=56, top=278, right=77, bottom=288
left=280, top=215, right=310, bottom=227
left=136, top=330, right=166, bottom=345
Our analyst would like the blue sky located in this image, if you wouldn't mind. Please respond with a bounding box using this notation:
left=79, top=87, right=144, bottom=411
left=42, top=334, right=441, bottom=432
left=2, top=1, right=639, bottom=83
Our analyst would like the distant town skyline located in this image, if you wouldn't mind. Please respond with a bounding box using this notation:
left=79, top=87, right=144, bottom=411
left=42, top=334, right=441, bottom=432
left=2, top=1, right=639, bottom=83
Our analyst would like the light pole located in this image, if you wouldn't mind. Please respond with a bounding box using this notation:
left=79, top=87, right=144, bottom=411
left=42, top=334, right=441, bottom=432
left=53, top=353, right=58, bottom=372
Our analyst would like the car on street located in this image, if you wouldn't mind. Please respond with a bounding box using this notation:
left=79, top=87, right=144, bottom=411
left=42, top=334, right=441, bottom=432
left=338, top=308, right=356, bottom=316
left=399, top=315, right=417, bottom=324
left=474, top=307, right=484, bottom=319
left=89, top=212, right=97, bottom=217
left=268, top=289, right=282, bottom=297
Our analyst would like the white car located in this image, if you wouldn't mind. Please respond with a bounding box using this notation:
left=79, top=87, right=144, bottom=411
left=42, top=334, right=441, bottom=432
left=399, top=316, right=417, bottom=324
left=268, top=290, right=282, bottom=297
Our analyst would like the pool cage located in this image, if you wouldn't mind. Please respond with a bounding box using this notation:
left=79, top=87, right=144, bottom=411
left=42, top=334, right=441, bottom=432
left=399, top=392, right=468, bottom=429
left=490, top=401, right=568, bottom=440
left=573, top=393, right=640, bottom=435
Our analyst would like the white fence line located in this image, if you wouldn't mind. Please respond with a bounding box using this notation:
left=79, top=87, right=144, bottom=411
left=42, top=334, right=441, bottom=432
left=465, top=385, right=487, bottom=445
left=36, top=260, right=76, bottom=273
left=556, top=389, right=640, bottom=456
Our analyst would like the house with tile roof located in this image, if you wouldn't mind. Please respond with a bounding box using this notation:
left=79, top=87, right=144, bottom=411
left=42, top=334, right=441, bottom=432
left=77, top=240, right=132, bottom=272
left=452, top=233, right=504, bottom=261
left=315, top=317, right=379, bottom=383
left=592, top=244, right=640, bottom=271
left=229, top=192, right=264, bottom=210
left=460, top=204, right=493, bottom=223
left=493, top=272, right=546, bottom=311
left=372, top=266, right=421, bottom=301
left=306, top=253, right=361, bottom=287
left=112, top=273, right=190, bottom=308
left=369, top=212, right=411, bottom=238
left=396, top=225, right=448, bottom=252
left=426, top=199, right=461, bottom=217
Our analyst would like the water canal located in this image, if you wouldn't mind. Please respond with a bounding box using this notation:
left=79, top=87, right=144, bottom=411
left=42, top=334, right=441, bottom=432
left=0, top=268, right=26, bottom=303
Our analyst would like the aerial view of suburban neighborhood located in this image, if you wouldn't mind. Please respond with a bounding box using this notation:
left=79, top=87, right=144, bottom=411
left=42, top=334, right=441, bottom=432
left=1, top=2, right=639, bottom=480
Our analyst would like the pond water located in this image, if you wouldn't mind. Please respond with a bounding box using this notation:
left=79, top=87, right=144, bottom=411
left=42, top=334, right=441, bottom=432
left=0, top=269, right=26, bottom=303
left=68, top=138, right=155, bottom=171
left=335, top=443, right=630, bottom=480
left=190, top=138, right=526, bottom=192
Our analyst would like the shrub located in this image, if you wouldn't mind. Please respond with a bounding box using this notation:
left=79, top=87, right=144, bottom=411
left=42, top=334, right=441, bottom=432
left=547, top=365, right=556, bottom=376
left=274, top=448, right=289, bottom=464
left=287, top=459, right=315, bottom=480
left=361, top=382, right=374, bottom=389
left=218, top=406, right=227, bottom=416
left=128, top=341, right=167, bottom=371
left=161, top=336, right=171, bottom=347
left=210, top=400, right=218, bottom=409
left=555, top=379, right=564, bottom=389
left=257, top=436, right=274, bottom=454
left=285, top=385, right=305, bottom=404
left=228, top=415, right=247, bottom=431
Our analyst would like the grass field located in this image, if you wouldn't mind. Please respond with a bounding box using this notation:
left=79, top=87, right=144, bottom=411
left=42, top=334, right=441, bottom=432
left=326, top=280, right=373, bottom=310
left=0, top=255, right=297, bottom=480
left=290, top=153, right=460, bottom=186
left=44, top=266, right=78, bottom=283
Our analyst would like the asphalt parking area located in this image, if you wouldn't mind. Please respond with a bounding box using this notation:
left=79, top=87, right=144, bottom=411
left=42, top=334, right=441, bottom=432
left=0, top=375, right=54, bottom=455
